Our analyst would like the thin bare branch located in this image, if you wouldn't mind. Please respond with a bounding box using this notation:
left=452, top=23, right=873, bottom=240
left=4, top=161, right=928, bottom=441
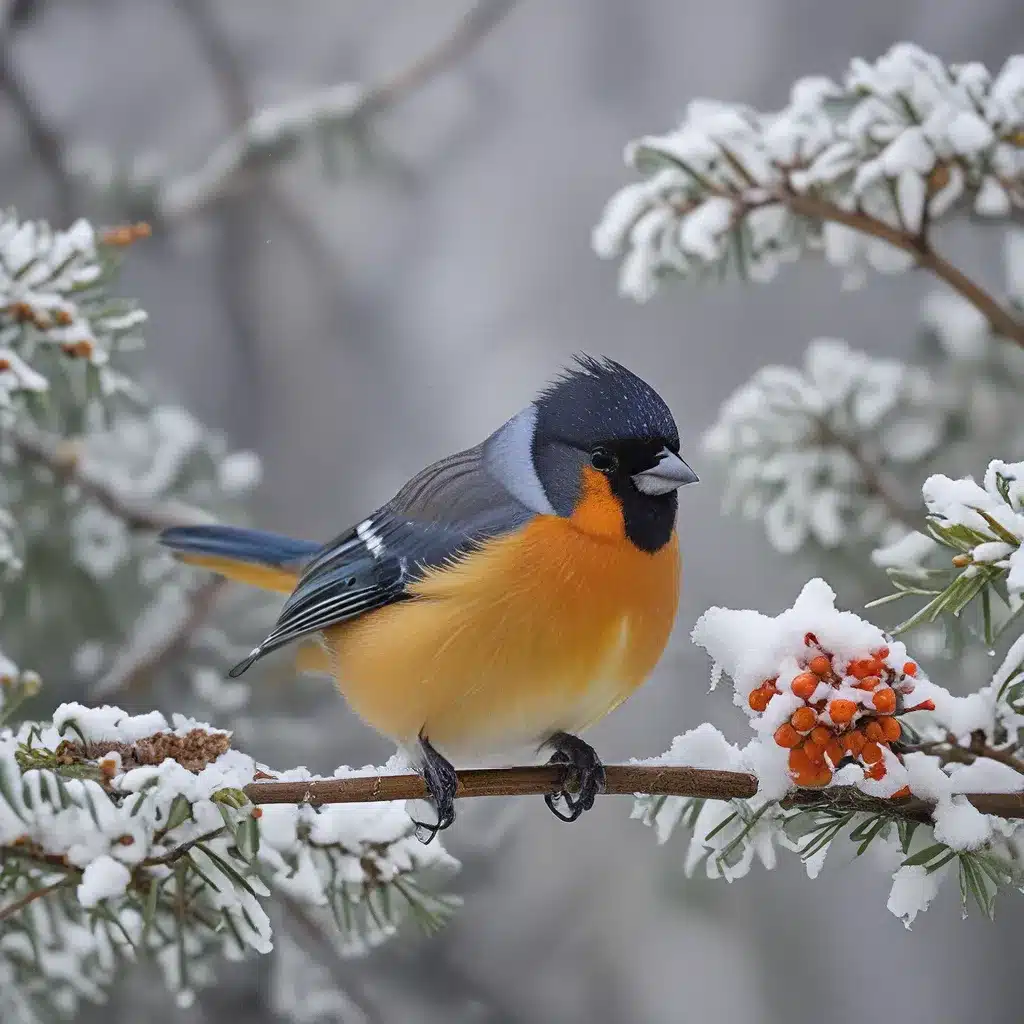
left=9, top=427, right=212, bottom=533
left=91, top=577, right=228, bottom=698
left=157, top=0, right=518, bottom=220
left=241, top=763, right=1024, bottom=823
left=778, top=190, right=1024, bottom=349
left=0, top=874, right=75, bottom=922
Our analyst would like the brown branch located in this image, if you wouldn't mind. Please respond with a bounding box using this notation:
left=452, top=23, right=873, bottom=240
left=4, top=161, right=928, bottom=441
left=241, top=764, right=1024, bottom=822
left=778, top=190, right=1024, bottom=350
left=816, top=419, right=920, bottom=529
left=9, top=427, right=212, bottom=533
left=0, top=874, right=75, bottom=922
left=358, top=0, right=518, bottom=117
left=91, top=576, right=228, bottom=698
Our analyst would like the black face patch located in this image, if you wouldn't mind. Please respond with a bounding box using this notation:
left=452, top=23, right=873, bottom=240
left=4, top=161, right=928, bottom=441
left=590, top=438, right=678, bottom=552
left=531, top=357, right=682, bottom=551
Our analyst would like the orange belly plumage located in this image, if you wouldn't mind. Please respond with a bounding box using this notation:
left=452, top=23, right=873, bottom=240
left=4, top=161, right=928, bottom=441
left=323, top=516, right=680, bottom=758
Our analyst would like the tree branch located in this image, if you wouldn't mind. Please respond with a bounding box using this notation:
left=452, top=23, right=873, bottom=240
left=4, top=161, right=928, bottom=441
left=241, top=764, right=1024, bottom=822
left=0, top=874, right=75, bottom=922
left=815, top=419, right=920, bottom=529
left=157, top=0, right=518, bottom=220
left=8, top=427, right=212, bottom=532
left=91, top=576, right=228, bottom=697
left=778, top=190, right=1024, bottom=350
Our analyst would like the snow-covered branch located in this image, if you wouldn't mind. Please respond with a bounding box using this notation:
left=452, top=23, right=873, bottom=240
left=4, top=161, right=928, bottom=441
left=594, top=44, right=1024, bottom=346
left=634, top=580, right=1024, bottom=926
left=0, top=698, right=459, bottom=1017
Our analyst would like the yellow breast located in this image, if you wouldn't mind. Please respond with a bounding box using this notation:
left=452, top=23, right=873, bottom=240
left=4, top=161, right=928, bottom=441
left=324, top=508, right=680, bottom=758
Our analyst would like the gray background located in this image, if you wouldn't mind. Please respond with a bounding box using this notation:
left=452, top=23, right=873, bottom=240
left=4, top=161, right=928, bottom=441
left=2, top=1, right=1021, bottom=1021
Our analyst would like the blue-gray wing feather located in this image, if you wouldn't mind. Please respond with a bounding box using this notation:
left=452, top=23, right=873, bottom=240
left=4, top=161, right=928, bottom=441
left=228, top=444, right=532, bottom=675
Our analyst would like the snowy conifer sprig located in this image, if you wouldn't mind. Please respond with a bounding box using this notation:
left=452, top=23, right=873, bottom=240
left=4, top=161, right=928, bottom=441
left=633, top=580, right=1024, bottom=927
left=870, top=459, right=1024, bottom=642
left=702, top=337, right=941, bottom=554
left=0, top=700, right=459, bottom=1021
left=0, top=209, right=272, bottom=712
left=0, top=213, right=147, bottom=421
left=593, top=44, right=1024, bottom=306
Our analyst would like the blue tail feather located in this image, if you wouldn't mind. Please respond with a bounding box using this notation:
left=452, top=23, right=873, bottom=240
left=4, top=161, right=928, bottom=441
left=160, top=525, right=320, bottom=568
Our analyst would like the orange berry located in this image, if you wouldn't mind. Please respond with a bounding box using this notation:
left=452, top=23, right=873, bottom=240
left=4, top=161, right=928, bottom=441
left=810, top=725, right=832, bottom=747
left=903, top=699, right=936, bottom=713
left=875, top=646, right=890, bottom=660
left=791, top=707, right=817, bottom=731
left=749, top=688, right=771, bottom=712
left=847, top=659, right=873, bottom=679
left=774, top=724, right=802, bottom=748
left=864, top=720, right=884, bottom=742
left=828, top=699, right=857, bottom=725
left=824, top=738, right=845, bottom=767
left=793, top=767, right=819, bottom=787
left=808, top=655, right=831, bottom=676
left=813, top=766, right=834, bottom=787
left=872, top=687, right=897, bottom=714
left=864, top=761, right=887, bottom=781
left=791, top=672, right=819, bottom=699
left=903, top=661, right=918, bottom=676
left=890, top=786, right=912, bottom=799
left=788, top=746, right=813, bottom=775
left=803, top=739, right=826, bottom=765
left=861, top=741, right=883, bottom=765
left=843, top=729, right=866, bottom=756
left=879, top=717, right=902, bottom=743
left=856, top=675, right=881, bottom=691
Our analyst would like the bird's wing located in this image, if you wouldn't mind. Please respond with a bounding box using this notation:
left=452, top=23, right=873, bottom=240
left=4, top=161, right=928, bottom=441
left=228, top=444, right=532, bottom=676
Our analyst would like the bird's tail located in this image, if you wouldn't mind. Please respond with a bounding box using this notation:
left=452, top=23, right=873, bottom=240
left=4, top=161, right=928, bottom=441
left=160, top=525, right=320, bottom=593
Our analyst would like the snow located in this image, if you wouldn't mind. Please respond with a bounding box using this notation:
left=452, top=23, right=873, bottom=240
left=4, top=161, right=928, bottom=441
left=594, top=45, right=1024, bottom=298
left=0, top=701, right=459, bottom=1008
left=887, top=863, right=949, bottom=928
left=635, top=576, right=1024, bottom=923
left=871, top=530, right=938, bottom=569
left=77, top=856, right=131, bottom=908
left=922, top=461, right=1024, bottom=591
left=702, top=337, right=944, bottom=553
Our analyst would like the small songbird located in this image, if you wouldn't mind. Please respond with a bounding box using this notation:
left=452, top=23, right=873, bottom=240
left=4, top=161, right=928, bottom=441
left=160, top=356, right=696, bottom=839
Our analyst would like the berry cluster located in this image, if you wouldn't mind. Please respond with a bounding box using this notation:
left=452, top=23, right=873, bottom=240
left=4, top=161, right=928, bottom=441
left=748, top=633, right=934, bottom=790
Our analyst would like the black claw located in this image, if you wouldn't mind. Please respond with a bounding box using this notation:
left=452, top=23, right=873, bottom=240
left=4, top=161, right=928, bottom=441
left=542, top=732, right=605, bottom=824
left=412, top=734, right=458, bottom=845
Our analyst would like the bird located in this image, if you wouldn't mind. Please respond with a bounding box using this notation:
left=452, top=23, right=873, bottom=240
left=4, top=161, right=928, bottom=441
left=159, top=355, right=697, bottom=840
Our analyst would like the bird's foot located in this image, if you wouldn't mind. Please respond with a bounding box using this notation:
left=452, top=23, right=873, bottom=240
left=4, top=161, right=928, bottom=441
left=412, top=734, right=458, bottom=845
left=543, top=732, right=606, bottom=823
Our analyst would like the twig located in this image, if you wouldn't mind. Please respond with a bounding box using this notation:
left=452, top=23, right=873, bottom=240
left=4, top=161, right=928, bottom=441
left=778, top=190, right=1024, bottom=350
left=9, top=427, right=212, bottom=532
left=357, top=0, right=517, bottom=117
left=816, top=419, right=919, bottom=529
left=157, top=0, right=517, bottom=220
left=0, top=874, right=75, bottom=922
left=91, top=576, right=228, bottom=697
left=241, top=764, right=1024, bottom=822
left=140, top=826, right=227, bottom=868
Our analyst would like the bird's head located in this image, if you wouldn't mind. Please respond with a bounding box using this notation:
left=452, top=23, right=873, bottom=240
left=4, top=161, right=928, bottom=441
left=487, top=355, right=696, bottom=553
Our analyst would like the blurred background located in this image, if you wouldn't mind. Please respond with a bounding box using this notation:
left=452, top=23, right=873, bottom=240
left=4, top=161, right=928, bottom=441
left=2, top=0, right=1022, bottom=1021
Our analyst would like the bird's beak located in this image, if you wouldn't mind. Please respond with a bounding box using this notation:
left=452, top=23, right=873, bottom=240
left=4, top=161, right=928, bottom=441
left=632, top=448, right=699, bottom=496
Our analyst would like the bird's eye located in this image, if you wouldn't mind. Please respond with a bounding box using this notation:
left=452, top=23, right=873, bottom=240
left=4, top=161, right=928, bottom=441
left=590, top=447, right=618, bottom=473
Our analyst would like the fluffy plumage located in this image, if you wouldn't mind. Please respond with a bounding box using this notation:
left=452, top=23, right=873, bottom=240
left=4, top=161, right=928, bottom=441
left=159, top=355, right=695, bottom=833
